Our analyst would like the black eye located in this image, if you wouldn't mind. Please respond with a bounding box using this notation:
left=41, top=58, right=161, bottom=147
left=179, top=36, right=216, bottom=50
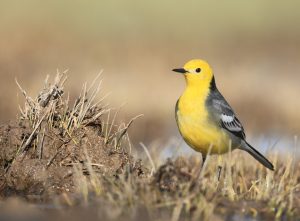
left=195, top=68, right=201, bottom=73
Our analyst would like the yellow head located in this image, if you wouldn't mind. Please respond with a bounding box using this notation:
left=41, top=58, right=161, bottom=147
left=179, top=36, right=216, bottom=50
left=173, top=59, right=214, bottom=87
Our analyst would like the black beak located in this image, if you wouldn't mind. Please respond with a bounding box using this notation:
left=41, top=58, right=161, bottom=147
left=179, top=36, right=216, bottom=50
left=172, top=68, right=187, bottom=73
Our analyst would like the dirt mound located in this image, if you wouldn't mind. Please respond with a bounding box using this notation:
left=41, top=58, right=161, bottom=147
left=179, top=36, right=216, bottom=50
left=0, top=73, right=145, bottom=200
left=154, top=157, right=199, bottom=193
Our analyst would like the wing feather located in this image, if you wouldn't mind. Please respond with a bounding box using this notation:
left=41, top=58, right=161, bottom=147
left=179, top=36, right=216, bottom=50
left=207, top=87, right=246, bottom=140
left=221, top=113, right=245, bottom=139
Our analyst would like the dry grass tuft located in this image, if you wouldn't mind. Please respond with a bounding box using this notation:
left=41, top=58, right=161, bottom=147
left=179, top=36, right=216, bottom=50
left=0, top=71, right=144, bottom=199
left=70, top=151, right=299, bottom=221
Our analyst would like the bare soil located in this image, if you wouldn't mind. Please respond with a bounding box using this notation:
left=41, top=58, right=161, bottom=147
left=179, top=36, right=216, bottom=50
left=0, top=118, right=146, bottom=201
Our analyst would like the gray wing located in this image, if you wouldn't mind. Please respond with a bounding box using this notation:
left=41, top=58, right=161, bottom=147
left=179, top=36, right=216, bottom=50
left=207, top=89, right=246, bottom=140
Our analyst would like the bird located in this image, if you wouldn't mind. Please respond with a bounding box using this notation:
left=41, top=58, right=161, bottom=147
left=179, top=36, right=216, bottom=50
left=173, top=59, right=274, bottom=171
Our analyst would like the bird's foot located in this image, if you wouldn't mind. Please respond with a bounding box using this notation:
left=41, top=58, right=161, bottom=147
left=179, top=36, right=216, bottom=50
left=217, top=165, right=222, bottom=181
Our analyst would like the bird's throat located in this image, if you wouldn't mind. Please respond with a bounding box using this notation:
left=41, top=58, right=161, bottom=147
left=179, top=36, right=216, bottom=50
left=184, top=75, right=212, bottom=100
left=179, top=79, right=211, bottom=116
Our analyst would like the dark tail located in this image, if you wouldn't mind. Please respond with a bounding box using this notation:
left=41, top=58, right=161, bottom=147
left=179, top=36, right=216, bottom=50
left=241, top=141, right=274, bottom=171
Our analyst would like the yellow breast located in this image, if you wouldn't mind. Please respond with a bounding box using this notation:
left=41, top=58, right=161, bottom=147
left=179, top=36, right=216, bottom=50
left=176, top=85, right=230, bottom=155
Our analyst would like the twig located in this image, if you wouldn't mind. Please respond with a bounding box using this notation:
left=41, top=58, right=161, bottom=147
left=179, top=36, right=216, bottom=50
left=140, top=142, right=156, bottom=176
left=107, top=103, right=126, bottom=142
left=114, top=114, right=143, bottom=146
left=20, top=112, right=47, bottom=153
left=46, top=150, right=60, bottom=168
left=15, top=78, right=36, bottom=110
left=46, top=141, right=66, bottom=168
left=38, top=128, right=45, bottom=159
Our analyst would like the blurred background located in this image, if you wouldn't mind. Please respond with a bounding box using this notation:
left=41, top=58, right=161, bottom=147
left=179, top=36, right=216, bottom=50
left=0, top=0, right=299, bottom=150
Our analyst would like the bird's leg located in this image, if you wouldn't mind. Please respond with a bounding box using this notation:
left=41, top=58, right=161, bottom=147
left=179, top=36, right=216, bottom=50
left=217, top=166, right=222, bottom=181
left=216, top=155, right=223, bottom=181
left=202, top=154, right=206, bottom=169
left=194, top=154, right=206, bottom=181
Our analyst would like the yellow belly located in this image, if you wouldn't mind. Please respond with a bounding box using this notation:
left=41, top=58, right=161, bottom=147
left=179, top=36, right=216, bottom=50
left=176, top=112, right=231, bottom=154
